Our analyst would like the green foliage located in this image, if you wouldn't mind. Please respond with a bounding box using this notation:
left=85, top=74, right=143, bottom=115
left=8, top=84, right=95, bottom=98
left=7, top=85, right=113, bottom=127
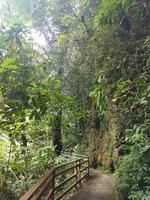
left=89, top=85, right=107, bottom=113
left=91, top=0, right=150, bottom=199
left=94, top=0, right=132, bottom=29
left=117, top=128, right=150, bottom=200
left=0, top=0, right=150, bottom=199
left=0, top=23, right=80, bottom=199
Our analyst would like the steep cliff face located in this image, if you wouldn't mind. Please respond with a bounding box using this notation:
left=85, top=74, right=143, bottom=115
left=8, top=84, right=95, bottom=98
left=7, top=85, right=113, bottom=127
left=88, top=105, right=119, bottom=170
left=98, top=109, right=119, bottom=169
left=88, top=120, right=101, bottom=168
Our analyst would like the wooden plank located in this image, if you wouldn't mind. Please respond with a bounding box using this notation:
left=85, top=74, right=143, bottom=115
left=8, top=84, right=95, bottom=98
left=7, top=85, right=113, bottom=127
left=62, top=152, right=88, bottom=158
left=46, top=170, right=55, bottom=200
left=45, top=189, right=53, bottom=200
left=78, top=173, right=89, bottom=183
left=55, top=172, right=89, bottom=200
left=55, top=158, right=82, bottom=170
left=19, top=154, right=89, bottom=200
left=74, top=161, right=78, bottom=189
left=81, top=166, right=88, bottom=173
left=56, top=164, right=78, bottom=177
left=55, top=173, right=76, bottom=190
left=55, top=182, right=77, bottom=200
left=78, top=160, right=81, bottom=187
left=19, top=169, right=54, bottom=200
left=80, top=159, right=88, bottom=165
left=87, top=157, right=90, bottom=176
left=32, top=173, right=54, bottom=200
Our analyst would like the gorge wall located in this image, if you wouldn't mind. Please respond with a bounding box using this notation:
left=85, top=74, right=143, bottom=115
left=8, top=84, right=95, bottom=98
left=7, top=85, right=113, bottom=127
left=88, top=104, right=120, bottom=170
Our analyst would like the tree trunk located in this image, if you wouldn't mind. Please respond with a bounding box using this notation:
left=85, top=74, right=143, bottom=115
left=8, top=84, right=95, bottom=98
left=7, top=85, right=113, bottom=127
left=53, top=110, right=63, bottom=156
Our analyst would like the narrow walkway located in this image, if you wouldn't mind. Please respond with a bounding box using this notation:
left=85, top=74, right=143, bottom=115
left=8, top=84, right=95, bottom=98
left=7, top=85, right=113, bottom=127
left=70, top=169, right=117, bottom=200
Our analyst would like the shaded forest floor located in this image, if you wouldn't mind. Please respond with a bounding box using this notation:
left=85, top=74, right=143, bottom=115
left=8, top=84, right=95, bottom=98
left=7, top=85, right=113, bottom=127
left=70, top=169, right=117, bottom=200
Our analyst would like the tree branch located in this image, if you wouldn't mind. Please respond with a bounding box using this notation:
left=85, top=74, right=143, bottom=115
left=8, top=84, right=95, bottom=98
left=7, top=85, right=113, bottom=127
left=108, top=0, right=149, bottom=36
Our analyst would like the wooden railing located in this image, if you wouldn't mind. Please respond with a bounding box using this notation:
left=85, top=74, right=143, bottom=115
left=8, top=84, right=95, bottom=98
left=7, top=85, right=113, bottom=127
left=20, top=154, right=90, bottom=200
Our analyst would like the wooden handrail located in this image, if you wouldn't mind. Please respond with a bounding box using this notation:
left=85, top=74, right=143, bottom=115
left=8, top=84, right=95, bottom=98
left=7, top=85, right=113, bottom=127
left=19, top=154, right=90, bottom=200
left=55, top=158, right=82, bottom=169
left=55, top=173, right=76, bottom=190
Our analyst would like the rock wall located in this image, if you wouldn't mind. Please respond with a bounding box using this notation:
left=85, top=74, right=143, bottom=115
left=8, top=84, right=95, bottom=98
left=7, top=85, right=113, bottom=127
left=88, top=104, right=119, bottom=170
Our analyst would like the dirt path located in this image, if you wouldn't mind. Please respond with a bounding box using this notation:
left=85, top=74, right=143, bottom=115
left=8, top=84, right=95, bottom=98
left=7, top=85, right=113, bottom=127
left=70, top=169, right=117, bottom=200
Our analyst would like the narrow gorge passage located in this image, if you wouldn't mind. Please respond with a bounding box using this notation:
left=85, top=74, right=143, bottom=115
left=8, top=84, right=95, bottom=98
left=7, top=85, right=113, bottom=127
left=70, top=170, right=117, bottom=200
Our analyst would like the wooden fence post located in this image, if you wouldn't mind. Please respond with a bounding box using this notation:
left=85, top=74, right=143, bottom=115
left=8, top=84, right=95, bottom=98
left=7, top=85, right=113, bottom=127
left=78, top=160, right=82, bottom=187
left=51, top=169, right=55, bottom=200
left=74, top=160, right=78, bottom=189
left=88, top=157, right=90, bottom=176
left=19, top=155, right=90, bottom=200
